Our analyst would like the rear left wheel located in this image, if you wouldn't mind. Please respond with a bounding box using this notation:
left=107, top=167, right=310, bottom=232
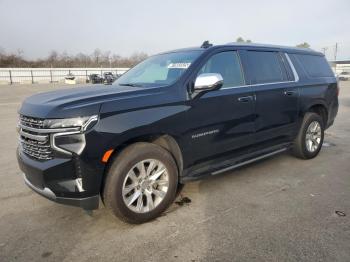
left=292, top=112, right=324, bottom=159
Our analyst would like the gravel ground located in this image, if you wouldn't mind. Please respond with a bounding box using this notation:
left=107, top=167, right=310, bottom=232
left=0, top=82, right=349, bottom=262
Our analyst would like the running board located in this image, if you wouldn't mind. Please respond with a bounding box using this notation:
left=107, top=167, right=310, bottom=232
left=211, top=147, right=288, bottom=176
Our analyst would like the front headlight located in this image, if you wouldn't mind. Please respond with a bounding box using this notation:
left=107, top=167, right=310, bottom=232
left=44, top=115, right=98, bottom=131
left=49, top=115, right=98, bottom=155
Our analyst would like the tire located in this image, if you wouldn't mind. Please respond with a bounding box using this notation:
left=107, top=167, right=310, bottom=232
left=292, top=112, right=324, bottom=159
left=103, top=142, right=178, bottom=224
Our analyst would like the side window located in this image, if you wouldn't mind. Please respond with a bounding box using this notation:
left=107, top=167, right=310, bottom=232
left=295, top=54, right=334, bottom=77
left=247, top=51, right=284, bottom=84
left=198, top=51, right=245, bottom=88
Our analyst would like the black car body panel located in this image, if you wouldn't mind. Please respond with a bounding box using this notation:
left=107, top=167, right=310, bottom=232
left=17, top=43, right=339, bottom=210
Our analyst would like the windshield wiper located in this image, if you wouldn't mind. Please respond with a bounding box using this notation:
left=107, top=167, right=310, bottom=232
left=118, top=83, right=143, bottom=87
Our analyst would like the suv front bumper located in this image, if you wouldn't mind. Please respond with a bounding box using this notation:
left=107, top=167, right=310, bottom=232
left=23, top=173, right=99, bottom=209
left=17, top=148, right=101, bottom=210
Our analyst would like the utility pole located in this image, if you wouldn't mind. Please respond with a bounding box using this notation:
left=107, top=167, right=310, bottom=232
left=321, top=47, right=328, bottom=56
left=334, top=43, right=338, bottom=62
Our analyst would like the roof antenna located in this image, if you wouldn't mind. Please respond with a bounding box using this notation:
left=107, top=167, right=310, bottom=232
left=201, top=40, right=213, bottom=49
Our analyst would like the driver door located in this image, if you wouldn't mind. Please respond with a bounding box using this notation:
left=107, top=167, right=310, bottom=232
left=185, top=50, right=255, bottom=164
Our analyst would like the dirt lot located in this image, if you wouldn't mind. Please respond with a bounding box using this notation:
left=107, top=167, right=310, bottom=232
left=0, top=82, right=349, bottom=262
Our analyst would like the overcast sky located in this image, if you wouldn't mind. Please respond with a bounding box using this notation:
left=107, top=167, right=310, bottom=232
left=1, top=0, right=349, bottom=61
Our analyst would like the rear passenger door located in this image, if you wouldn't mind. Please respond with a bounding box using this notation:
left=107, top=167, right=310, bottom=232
left=243, top=50, right=299, bottom=144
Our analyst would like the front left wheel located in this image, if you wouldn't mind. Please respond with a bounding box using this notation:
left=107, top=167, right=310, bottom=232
left=103, top=142, right=178, bottom=224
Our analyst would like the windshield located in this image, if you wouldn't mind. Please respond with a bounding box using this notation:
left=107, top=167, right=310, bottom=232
left=114, top=50, right=203, bottom=87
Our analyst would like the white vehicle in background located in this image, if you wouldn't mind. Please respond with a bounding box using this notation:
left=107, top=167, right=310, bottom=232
left=338, top=71, right=350, bottom=81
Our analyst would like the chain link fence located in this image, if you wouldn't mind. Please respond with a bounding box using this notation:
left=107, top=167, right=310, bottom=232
left=0, top=68, right=129, bottom=84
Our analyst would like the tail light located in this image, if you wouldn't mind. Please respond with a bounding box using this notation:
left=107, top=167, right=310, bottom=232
left=335, top=77, right=340, bottom=97
left=336, top=84, right=340, bottom=97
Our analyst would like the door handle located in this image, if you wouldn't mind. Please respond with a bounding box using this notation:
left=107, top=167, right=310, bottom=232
left=284, top=90, right=296, bottom=96
left=238, top=96, right=253, bottom=102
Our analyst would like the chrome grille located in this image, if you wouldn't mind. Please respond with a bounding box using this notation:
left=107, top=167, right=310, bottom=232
left=19, top=115, right=53, bottom=161
left=20, top=115, right=45, bottom=129
left=20, top=138, right=52, bottom=160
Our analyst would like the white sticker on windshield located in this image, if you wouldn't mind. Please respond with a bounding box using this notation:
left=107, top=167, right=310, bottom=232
left=168, top=63, right=191, bottom=69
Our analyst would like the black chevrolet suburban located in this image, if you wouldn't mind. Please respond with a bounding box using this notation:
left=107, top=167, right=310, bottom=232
left=17, top=42, right=339, bottom=223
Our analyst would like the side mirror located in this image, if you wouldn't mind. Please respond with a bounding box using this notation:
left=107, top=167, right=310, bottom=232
left=194, top=73, right=223, bottom=92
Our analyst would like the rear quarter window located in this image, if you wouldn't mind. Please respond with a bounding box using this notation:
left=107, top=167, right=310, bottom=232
left=295, top=54, right=334, bottom=78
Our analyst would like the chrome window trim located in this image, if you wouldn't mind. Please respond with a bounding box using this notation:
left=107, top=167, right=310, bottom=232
left=219, top=80, right=297, bottom=90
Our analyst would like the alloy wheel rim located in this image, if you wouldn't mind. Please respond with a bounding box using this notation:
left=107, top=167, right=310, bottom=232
left=305, top=121, right=322, bottom=153
left=122, top=159, right=169, bottom=213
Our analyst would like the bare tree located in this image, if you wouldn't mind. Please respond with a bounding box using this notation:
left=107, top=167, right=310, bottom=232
left=129, top=52, right=148, bottom=66
left=47, top=50, right=58, bottom=67
left=0, top=49, right=148, bottom=68
left=236, top=37, right=252, bottom=43
left=236, top=37, right=245, bottom=42
left=92, top=48, right=102, bottom=65
left=296, top=42, right=310, bottom=48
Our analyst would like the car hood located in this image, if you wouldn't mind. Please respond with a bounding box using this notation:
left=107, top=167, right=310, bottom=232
left=19, top=84, right=164, bottom=119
